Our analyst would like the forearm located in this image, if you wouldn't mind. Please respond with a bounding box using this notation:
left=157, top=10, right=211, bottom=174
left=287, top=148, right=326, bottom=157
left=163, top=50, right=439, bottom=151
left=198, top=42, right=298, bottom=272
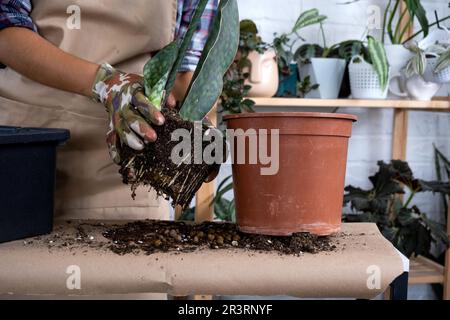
left=0, top=27, right=98, bottom=97
left=172, top=71, right=193, bottom=102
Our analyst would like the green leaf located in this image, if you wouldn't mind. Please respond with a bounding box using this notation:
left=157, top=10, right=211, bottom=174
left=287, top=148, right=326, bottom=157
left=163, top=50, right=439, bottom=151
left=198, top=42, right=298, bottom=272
left=434, top=49, right=450, bottom=73
left=294, top=44, right=323, bottom=62
left=405, top=43, right=426, bottom=77
left=240, top=19, right=258, bottom=35
left=418, top=180, right=450, bottom=195
left=143, top=42, right=178, bottom=109
left=180, top=0, right=240, bottom=121
left=367, top=36, right=389, bottom=90
left=164, top=0, right=210, bottom=98
left=292, top=9, right=327, bottom=33
left=336, top=40, right=366, bottom=62
left=405, top=0, right=429, bottom=39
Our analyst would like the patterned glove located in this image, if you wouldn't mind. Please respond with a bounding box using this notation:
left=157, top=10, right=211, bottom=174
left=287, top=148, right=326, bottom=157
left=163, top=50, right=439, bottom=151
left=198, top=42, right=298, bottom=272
left=92, top=63, right=165, bottom=164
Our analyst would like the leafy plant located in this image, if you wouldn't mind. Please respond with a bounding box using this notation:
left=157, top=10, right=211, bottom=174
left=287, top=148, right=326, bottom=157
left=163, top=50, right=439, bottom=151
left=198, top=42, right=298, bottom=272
left=297, top=75, right=319, bottom=98
left=180, top=0, right=240, bottom=121
left=143, top=0, right=239, bottom=121
left=219, top=19, right=267, bottom=115
left=404, top=42, right=450, bottom=77
left=211, top=175, right=236, bottom=222
left=434, top=145, right=450, bottom=224
left=382, top=0, right=428, bottom=44
left=344, top=36, right=389, bottom=90
left=367, top=36, right=390, bottom=90
left=344, top=160, right=450, bottom=258
left=272, top=9, right=327, bottom=73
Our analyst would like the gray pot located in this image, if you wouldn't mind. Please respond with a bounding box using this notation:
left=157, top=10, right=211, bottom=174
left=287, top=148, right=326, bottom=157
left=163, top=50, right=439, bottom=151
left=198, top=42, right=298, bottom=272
left=298, top=58, right=346, bottom=99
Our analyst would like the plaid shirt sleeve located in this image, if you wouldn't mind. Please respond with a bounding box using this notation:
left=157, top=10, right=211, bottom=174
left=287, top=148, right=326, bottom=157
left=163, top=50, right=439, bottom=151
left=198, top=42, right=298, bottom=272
left=176, top=0, right=218, bottom=72
left=0, top=0, right=36, bottom=32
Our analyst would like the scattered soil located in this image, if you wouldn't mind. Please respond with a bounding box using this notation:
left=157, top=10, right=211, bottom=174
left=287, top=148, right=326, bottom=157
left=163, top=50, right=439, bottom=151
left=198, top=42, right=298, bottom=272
left=119, top=109, right=220, bottom=208
left=102, top=220, right=336, bottom=256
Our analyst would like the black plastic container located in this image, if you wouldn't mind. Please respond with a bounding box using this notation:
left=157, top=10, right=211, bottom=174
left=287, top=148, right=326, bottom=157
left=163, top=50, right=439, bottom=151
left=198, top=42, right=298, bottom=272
left=0, top=126, right=70, bottom=243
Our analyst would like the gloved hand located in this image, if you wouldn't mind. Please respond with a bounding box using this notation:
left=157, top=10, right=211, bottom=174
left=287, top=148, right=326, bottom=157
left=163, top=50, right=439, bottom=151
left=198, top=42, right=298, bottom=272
left=92, top=63, right=168, bottom=164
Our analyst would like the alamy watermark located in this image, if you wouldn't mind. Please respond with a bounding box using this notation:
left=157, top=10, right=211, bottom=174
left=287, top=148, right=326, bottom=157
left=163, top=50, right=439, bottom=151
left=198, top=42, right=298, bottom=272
left=366, top=265, right=381, bottom=290
left=170, top=122, right=280, bottom=176
left=66, top=5, right=81, bottom=30
left=66, top=265, right=81, bottom=290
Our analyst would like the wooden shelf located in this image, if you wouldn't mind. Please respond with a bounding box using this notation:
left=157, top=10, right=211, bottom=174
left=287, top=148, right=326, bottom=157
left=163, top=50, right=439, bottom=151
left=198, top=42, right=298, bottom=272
left=409, top=256, right=444, bottom=285
left=251, top=97, right=450, bottom=111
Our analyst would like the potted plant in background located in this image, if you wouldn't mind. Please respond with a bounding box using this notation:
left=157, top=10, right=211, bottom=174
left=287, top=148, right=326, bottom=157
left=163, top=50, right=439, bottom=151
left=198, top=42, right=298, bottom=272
left=294, top=19, right=347, bottom=99
left=344, top=159, right=450, bottom=258
left=349, top=36, right=390, bottom=99
left=272, top=9, right=327, bottom=97
left=389, top=42, right=446, bottom=100
left=381, top=1, right=450, bottom=96
left=381, top=0, right=429, bottom=77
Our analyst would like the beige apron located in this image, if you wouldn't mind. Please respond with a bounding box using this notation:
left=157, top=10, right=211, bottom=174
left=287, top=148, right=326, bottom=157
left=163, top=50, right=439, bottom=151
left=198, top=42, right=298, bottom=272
left=0, top=0, right=178, bottom=220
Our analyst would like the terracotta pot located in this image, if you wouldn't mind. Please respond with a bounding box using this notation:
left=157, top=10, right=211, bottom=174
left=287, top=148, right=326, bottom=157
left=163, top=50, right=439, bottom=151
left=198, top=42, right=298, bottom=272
left=224, top=112, right=357, bottom=236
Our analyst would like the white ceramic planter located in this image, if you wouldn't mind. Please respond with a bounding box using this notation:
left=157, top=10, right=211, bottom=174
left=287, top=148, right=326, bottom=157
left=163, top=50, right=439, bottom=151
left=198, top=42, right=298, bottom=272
left=384, top=44, right=414, bottom=97
left=298, top=58, right=346, bottom=99
left=244, top=50, right=279, bottom=98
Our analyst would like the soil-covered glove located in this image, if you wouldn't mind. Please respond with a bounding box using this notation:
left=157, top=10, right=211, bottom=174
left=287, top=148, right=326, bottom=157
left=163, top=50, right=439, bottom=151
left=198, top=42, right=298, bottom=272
left=92, top=63, right=165, bottom=164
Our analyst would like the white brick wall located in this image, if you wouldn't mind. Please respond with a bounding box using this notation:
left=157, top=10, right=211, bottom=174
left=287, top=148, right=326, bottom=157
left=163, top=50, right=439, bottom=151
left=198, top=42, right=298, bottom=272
left=216, top=0, right=450, bottom=222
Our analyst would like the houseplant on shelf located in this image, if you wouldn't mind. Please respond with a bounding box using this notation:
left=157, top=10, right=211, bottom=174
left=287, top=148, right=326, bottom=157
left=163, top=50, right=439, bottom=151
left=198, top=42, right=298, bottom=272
left=389, top=42, right=446, bottom=100
left=118, top=0, right=239, bottom=208
left=294, top=19, right=349, bottom=99
left=381, top=0, right=429, bottom=76
left=348, top=36, right=391, bottom=99
left=272, top=9, right=327, bottom=97
left=344, top=160, right=450, bottom=258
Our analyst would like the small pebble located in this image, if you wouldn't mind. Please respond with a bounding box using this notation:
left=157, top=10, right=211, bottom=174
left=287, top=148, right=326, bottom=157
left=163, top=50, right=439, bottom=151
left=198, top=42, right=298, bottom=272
left=89, top=236, right=95, bottom=241
left=232, top=241, right=238, bottom=247
left=169, top=229, right=178, bottom=239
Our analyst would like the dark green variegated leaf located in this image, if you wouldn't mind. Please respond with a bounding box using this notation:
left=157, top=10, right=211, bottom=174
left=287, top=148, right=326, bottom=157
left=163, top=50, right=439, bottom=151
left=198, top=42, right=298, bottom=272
left=165, top=0, right=209, bottom=98
left=143, top=42, right=178, bottom=109
left=292, top=9, right=327, bottom=33
left=369, top=161, right=404, bottom=196
left=397, top=208, right=418, bottom=226
left=180, top=0, right=240, bottom=121
left=421, top=214, right=450, bottom=246
left=367, top=36, right=389, bottom=90
left=418, top=180, right=450, bottom=195
left=294, top=44, right=323, bottom=62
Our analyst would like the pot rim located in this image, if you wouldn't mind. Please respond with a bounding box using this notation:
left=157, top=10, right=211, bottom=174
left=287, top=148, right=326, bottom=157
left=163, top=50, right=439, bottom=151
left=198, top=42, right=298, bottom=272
left=223, top=112, right=357, bottom=122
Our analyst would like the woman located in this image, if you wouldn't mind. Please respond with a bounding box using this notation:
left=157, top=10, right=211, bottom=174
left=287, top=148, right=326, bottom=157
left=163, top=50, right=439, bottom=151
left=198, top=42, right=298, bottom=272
left=0, top=0, right=218, bottom=220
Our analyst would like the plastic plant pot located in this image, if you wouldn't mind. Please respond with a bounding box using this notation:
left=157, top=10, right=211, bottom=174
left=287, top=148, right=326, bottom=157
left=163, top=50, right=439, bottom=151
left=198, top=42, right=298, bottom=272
left=224, top=112, right=357, bottom=236
left=0, top=126, right=70, bottom=243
